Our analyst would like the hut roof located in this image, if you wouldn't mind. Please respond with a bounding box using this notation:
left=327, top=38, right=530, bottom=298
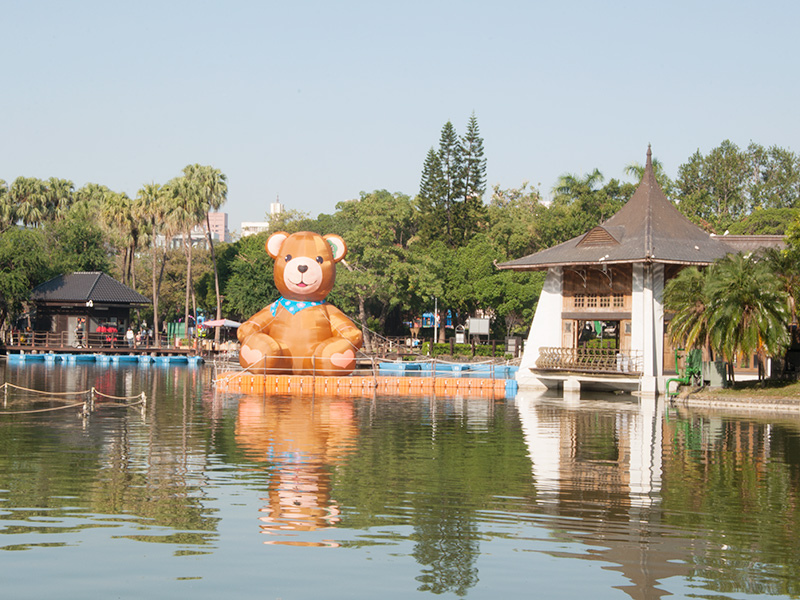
left=497, top=147, right=739, bottom=270
left=31, top=272, right=150, bottom=305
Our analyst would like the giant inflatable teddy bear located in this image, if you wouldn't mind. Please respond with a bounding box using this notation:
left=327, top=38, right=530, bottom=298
left=237, top=231, right=363, bottom=375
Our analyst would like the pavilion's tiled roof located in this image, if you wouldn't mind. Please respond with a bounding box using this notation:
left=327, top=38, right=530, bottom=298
left=716, top=234, right=786, bottom=254
left=31, top=272, right=150, bottom=305
left=497, top=147, right=749, bottom=271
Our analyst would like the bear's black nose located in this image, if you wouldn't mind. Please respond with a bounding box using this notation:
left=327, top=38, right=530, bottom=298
left=297, top=264, right=308, bottom=273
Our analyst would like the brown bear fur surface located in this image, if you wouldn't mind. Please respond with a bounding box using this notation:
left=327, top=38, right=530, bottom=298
left=237, top=231, right=363, bottom=375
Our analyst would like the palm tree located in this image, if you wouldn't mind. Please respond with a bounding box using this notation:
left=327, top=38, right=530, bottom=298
left=165, top=176, right=204, bottom=341
left=552, top=168, right=604, bottom=202
left=137, top=182, right=171, bottom=346
left=625, top=156, right=675, bottom=196
left=44, top=177, right=75, bottom=222
left=101, top=192, right=139, bottom=287
left=182, top=164, right=228, bottom=343
left=0, top=179, right=15, bottom=232
left=706, top=253, right=791, bottom=382
left=763, top=247, right=800, bottom=327
left=664, top=266, right=713, bottom=355
left=10, top=177, right=46, bottom=227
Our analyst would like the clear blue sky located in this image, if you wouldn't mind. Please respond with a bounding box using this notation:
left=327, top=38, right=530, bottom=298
left=2, top=0, right=798, bottom=232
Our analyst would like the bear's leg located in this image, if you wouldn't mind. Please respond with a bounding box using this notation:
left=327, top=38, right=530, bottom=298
left=239, top=333, right=290, bottom=374
left=311, top=338, right=358, bottom=376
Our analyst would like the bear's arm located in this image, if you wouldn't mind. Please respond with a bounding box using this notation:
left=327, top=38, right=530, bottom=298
left=325, top=305, right=364, bottom=348
left=237, top=303, right=278, bottom=343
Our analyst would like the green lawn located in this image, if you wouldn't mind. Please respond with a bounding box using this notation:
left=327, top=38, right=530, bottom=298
left=693, top=379, right=800, bottom=400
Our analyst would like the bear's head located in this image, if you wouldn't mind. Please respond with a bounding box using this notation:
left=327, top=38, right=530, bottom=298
left=266, top=231, right=347, bottom=302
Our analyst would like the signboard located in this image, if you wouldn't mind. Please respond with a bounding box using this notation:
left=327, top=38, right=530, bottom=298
left=467, top=317, right=491, bottom=336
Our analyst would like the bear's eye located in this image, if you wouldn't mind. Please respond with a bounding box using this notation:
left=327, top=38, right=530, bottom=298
left=284, top=254, right=292, bottom=262
left=316, top=256, right=324, bottom=264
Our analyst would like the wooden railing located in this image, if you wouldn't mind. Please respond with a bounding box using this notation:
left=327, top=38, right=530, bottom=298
left=3, top=331, right=159, bottom=350
left=535, top=347, right=643, bottom=374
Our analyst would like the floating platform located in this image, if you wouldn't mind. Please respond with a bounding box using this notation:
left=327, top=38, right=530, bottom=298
left=215, top=371, right=518, bottom=398
left=7, top=352, right=203, bottom=366
left=377, top=362, right=517, bottom=377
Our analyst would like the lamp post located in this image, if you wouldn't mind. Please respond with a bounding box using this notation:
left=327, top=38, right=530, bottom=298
left=433, top=296, right=439, bottom=345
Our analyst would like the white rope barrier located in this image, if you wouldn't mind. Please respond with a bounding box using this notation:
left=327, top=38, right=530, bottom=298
left=0, top=382, right=146, bottom=415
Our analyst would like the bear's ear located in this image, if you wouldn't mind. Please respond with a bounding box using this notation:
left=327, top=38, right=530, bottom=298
left=266, top=232, right=289, bottom=259
left=324, top=234, right=347, bottom=262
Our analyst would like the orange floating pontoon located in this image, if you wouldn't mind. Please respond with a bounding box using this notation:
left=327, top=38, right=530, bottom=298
left=214, top=372, right=515, bottom=398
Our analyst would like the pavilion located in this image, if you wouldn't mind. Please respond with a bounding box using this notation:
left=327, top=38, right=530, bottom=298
left=496, top=147, right=784, bottom=396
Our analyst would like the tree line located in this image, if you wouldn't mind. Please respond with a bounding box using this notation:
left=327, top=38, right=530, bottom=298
left=0, top=165, right=227, bottom=346
left=2, top=122, right=800, bottom=350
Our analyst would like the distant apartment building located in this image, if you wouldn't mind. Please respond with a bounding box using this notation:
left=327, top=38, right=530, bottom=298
left=240, top=199, right=285, bottom=238
left=269, top=199, right=284, bottom=218
left=240, top=221, right=270, bottom=237
left=156, top=211, right=228, bottom=249
left=206, top=212, right=229, bottom=243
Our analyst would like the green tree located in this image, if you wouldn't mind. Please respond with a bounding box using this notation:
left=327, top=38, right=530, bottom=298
left=664, top=266, right=713, bottom=355
left=265, top=208, right=314, bottom=235
left=101, top=191, right=139, bottom=287
left=417, top=148, right=446, bottom=245
left=164, top=175, right=205, bottom=339
left=183, top=164, right=228, bottom=342
left=625, top=155, right=675, bottom=198
left=763, top=247, right=800, bottom=328
left=745, top=142, right=800, bottom=210
left=43, top=177, right=75, bottom=222
left=726, top=207, right=800, bottom=235
left=675, top=140, right=778, bottom=231
left=417, top=116, right=487, bottom=248
left=438, top=121, right=464, bottom=245
left=457, top=113, right=488, bottom=244
left=46, top=205, right=110, bottom=273
left=0, top=179, right=13, bottom=232
left=328, top=190, right=417, bottom=349
left=487, top=182, right=541, bottom=258
left=137, top=182, right=172, bottom=345
left=9, top=176, right=46, bottom=227
left=223, top=232, right=276, bottom=320
left=0, top=227, right=50, bottom=329
left=706, top=254, right=791, bottom=381
left=542, top=170, right=630, bottom=246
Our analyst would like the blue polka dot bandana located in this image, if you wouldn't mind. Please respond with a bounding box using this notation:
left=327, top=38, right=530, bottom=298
left=270, top=297, right=326, bottom=316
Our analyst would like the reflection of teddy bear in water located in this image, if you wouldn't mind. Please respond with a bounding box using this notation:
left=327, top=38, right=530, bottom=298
left=237, top=231, right=363, bottom=375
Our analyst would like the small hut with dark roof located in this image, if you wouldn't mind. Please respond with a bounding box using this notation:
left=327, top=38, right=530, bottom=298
left=497, top=147, right=783, bottom=396
left=30, top=271, right=150, bottom=347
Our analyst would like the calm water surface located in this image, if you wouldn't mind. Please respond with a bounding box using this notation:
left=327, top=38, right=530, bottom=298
left=1, top=361, right=799, bottom=599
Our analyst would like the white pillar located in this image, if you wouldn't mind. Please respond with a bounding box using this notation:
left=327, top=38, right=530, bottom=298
left=517, top=268, right=563, bottom=389
left=632, top=263, right=665, bottom=395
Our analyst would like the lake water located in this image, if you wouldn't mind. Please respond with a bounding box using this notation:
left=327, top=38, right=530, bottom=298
left=1, top=361, right=799, bottom=600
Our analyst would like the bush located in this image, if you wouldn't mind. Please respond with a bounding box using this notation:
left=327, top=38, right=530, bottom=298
left=419, top=341, right=509, bottom=359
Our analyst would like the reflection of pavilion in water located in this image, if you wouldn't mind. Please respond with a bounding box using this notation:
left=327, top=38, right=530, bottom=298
left=516, top=390, right=689, bottom=600
left=235, top=395, right=357, bottom=546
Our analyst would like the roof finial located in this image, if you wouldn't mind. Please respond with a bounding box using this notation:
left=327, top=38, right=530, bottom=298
left=646, top=144, right=652, bottom=170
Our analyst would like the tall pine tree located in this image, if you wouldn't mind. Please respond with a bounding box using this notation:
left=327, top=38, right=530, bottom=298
left=439, top=121, right=464, bottom=245
left=458, top=112, right=488, bottom=244
left=418, top=147, right=446, bottom=244
left=417, top=115, right=487, bottom=247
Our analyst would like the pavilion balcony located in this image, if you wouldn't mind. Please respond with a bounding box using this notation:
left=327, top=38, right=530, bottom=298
left=535, top=347, right=643, bottom=375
